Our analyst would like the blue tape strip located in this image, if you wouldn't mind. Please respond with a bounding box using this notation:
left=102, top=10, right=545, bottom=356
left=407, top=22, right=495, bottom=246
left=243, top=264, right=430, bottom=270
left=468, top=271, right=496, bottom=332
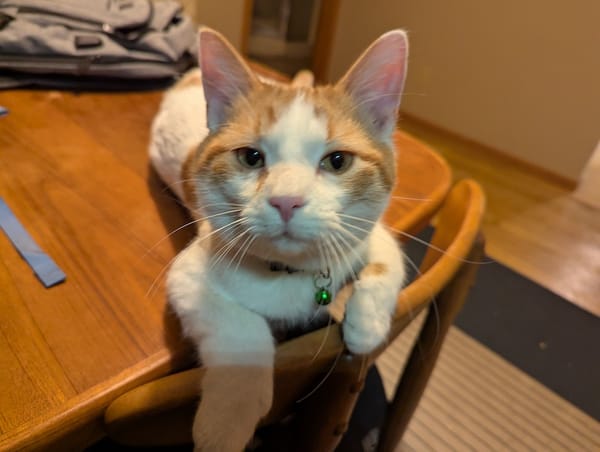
left=0, top=197, right=66, bottom=288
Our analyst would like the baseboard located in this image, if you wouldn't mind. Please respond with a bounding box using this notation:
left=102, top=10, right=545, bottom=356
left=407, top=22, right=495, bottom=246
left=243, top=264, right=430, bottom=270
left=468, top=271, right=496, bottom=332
left=573, top=141, right=600, bottom=209
left=398, top=112, right=577, bottom=191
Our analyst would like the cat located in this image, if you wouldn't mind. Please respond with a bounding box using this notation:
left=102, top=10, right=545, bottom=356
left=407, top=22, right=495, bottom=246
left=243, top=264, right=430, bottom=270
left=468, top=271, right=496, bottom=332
left=149, top=27, right=408, bottom=451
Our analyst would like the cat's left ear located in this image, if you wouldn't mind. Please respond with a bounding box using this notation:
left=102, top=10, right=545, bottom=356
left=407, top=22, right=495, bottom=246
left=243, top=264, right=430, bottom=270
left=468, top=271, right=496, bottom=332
left=338, top=30, right=408, bottom=141
left=198, top=27, right=257, bottom=132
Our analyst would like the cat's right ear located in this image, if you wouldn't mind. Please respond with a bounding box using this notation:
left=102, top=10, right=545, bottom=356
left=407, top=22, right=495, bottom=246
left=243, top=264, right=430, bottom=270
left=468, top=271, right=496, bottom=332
left=338, top=30, right=408, bottom=142
left=198, top=27, right=257, bottom=132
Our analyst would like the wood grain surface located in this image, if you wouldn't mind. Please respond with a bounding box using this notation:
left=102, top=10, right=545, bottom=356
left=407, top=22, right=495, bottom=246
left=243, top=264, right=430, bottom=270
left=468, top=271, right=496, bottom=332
left=0, top=90, right=193, bottom=450
left=0, top=89, right=450, bottom=450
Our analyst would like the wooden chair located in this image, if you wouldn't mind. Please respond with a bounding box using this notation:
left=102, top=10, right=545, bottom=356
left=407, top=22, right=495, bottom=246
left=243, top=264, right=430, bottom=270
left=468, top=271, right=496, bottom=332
left=104, top=170, right=485, bottom=450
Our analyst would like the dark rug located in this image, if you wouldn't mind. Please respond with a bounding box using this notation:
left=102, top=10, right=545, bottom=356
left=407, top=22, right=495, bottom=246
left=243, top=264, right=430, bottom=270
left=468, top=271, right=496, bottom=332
left=402, top=228, right=600, bottom=421
left=455, top=260, right=599, bottom=420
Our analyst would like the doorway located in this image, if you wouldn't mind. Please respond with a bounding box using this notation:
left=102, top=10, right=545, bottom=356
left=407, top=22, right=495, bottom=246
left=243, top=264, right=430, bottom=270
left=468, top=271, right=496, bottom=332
left=241, top=0, right=340, bottom=81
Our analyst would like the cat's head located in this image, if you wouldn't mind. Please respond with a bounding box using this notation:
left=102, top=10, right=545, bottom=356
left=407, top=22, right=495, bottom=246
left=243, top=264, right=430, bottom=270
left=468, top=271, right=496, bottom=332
left=185, top=28, right=408, bottom=269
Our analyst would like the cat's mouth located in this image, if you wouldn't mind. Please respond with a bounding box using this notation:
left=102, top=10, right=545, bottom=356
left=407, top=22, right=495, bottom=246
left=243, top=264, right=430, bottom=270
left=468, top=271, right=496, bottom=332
left=272, top=231, right=305, bottom=244
left=279, top=231, right=296, bottom=240
left=266, top=230, right=314, bottom=256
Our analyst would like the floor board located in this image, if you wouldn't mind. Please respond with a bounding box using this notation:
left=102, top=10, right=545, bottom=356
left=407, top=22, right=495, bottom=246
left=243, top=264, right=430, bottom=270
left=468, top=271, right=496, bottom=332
left=398, top=116, right=600, bottom=317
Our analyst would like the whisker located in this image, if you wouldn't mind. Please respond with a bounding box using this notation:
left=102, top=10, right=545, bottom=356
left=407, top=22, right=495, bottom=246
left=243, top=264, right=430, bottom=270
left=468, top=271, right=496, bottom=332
left=400, top=250, right=441, bottom=356
left=321, top=236, right=341, bottom=292
left=334, top=224, right=442, bottom=351
left=223, top=227, right=255, bottom=273
left=310, top=314, right=333, bottom=362
left=141, top=217, right=203, bottom=260
left=330, top=231, right=361, bottom=283
left=141, top=209, right=243, bottom=260
left=208, top=222, right=249, bottom=271
left=208, top=238, right=240, bottom=271
left=233, top=232, right=258, bottom=273
left=350, top=92, right=402, bottom=113
left=145, top=250, right=182, bottom=300
left=307, top=239, right=330, bottom=324
left=160, top=178, right=197, bottom=194
left=389, top=227, right=492, bottom=265
left=295, top=346, right=344, bottom=403
left=324, top=235, right=344, bottom=286
left=146, top=217, right=248, bottom=299
left=317, top=238, right=327, bottom=275
left=198, top=202, right=247, bottom=209
left=402, top=251, right=433, bottom=310
left=389, top=195, right=432, bottom=202
left=334, top=220, right=440, bottom=344
left=337, top=212, right=377, bottom=225
left=334, top=227, right=366, bottom=261
left=338, top=215, right=491, bottom=265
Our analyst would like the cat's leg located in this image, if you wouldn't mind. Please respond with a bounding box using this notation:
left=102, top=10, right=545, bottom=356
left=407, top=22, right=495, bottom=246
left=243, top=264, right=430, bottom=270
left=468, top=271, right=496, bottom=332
left=167, top=240, right=275, bottom=451
left=342, top=222, right=406, bottom=354
left=191, top=322, right=274, bottom=452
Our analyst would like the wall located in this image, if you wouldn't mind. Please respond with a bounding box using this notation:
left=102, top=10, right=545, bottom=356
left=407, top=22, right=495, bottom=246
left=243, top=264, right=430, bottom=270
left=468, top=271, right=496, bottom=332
left=177, top=0, right=247, bottom=50
left=327, top=0, right=600, bottom=181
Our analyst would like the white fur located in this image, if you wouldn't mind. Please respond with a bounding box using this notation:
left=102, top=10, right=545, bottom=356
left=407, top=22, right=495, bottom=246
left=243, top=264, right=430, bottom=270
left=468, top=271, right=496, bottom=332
left=149, top=69, right=208, bottom=200
left=264, top=95, right=328, bottom=165
left=343, top=222, right=405, bottom=353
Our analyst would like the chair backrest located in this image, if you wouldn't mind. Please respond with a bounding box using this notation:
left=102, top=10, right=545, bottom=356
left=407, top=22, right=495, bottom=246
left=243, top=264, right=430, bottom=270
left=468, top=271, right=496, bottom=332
left=377, top=178, right=485, bottom=452
left=393, top=178, right=485, bottom=329
left=104, top=178, right=485, bottom=450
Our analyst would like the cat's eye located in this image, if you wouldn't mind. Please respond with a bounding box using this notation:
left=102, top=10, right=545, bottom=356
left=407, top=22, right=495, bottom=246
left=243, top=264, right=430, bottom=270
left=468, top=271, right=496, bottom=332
left=235, top=147, right=265, bottom=169
left=320, top=151, right=354, bottom=174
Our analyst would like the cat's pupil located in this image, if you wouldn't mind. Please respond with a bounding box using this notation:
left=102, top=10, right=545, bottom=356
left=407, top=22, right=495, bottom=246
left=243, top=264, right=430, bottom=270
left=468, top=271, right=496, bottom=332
left=329, top=152, right=345, bottom=170
left=245, top=149, right=262, bottom=166
left=236, top=147, right=264, bottom=168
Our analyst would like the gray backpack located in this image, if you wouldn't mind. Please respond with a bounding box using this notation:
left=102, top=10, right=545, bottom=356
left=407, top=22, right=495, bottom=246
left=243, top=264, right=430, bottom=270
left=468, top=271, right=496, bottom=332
left=0, top=0, right=197, bottom=89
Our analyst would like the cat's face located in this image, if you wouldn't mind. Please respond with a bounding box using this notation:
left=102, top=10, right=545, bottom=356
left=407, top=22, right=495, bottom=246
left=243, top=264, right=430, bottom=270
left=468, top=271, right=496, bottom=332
left=185, top=29, right=408, bottom=267
left=190, top=85, right=395, bottom=263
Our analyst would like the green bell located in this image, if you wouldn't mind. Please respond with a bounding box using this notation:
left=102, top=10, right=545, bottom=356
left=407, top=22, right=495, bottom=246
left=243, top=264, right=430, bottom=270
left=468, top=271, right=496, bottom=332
left=315, top=288, right=332, bottom=305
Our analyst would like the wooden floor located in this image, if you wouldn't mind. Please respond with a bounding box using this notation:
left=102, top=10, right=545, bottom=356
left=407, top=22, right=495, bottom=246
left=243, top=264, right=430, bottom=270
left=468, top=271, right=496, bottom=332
left=398, top=116, right=600, bottom=317
left=376, top=312, right=600, bottom=451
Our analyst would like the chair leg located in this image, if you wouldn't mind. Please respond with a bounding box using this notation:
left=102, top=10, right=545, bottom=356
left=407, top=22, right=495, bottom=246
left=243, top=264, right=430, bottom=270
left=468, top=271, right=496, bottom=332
left=377, top=235, right=485, bottom=452
left=288, top=354, right=369, bottom=452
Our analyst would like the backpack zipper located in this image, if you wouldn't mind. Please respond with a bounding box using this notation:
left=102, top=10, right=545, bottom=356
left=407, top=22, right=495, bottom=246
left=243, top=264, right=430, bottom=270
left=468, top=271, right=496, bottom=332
left=3, top=1, right=154, bottom=41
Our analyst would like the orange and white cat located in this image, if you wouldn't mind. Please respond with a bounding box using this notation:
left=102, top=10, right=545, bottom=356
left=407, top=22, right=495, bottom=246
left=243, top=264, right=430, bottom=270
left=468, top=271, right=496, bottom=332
left=150, top=28, right=408, bottom=451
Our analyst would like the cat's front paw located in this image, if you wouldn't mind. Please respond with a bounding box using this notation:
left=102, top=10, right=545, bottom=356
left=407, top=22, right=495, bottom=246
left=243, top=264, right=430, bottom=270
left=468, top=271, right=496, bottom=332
left=342, top=289, right=392, bottom=355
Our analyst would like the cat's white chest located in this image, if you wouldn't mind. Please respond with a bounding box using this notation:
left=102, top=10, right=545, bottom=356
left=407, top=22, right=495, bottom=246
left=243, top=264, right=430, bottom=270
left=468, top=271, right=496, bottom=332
left=167, top=237, right=334, bottom=326
left=209, top=260, right=324, bottom=322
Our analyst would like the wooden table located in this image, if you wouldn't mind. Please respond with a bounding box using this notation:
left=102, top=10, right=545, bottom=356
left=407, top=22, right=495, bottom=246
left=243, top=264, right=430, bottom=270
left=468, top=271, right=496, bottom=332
left=0, top=89, right=450, bottom=450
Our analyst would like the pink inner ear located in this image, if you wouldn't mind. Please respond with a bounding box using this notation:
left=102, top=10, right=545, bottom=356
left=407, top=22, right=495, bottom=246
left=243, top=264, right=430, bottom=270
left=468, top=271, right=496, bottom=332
left=198, top=30, right=254, bottom=130
left=199, top=32, right=246, bottom=94
left=343, top=31, right=408, bottom=136
left=373, top=60, right=405, bottom=115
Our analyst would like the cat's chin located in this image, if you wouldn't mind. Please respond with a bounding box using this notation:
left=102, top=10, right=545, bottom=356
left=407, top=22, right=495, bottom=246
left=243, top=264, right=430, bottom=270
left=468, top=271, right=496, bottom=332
left=250, top=234, right=318, bottom=266
left=270, top=234, right=312, bottom=254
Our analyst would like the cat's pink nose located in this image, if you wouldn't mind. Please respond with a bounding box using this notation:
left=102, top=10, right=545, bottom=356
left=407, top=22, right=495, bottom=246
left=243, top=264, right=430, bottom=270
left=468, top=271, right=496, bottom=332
left=269, top=196, right=306, bottom=222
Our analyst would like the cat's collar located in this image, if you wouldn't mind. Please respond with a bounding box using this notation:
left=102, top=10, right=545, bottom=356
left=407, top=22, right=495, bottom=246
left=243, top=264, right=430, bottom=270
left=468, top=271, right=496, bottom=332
left=268, top=261, right=302, bottom=274
left=268, top=262, right=333, bottom=305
